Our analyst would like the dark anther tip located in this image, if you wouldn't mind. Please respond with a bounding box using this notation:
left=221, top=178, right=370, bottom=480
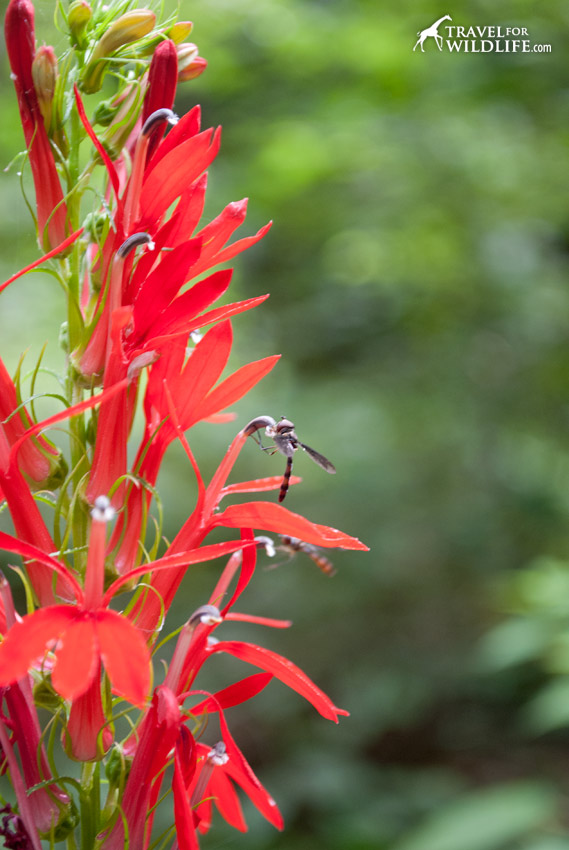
left=142, top=108, right=179, bottom=137
left=117, top=232, right=154, bottom=258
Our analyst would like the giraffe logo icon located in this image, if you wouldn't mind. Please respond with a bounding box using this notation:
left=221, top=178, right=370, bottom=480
left=413, top=15, right=452, bottom=52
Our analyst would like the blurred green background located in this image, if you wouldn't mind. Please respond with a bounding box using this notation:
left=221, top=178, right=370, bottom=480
left=3, top=0, right=569, bottom=848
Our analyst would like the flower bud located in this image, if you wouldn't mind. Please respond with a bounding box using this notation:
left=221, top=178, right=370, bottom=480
left=81, top=9, right=156, bottom=93
left=68, top=0, right=92, bottom=48
left=32, top=45, right=57, bottom=130
left=167, top=21, right=193, bottom=43
left=100, top=80, right=146, bottom=159
left=177, top=43, right=207, bottom=82
left=142, top=39, right=178, bottom=158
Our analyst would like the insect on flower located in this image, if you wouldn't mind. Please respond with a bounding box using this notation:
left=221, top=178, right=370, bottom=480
left=245, top=415, right=336, bottom=502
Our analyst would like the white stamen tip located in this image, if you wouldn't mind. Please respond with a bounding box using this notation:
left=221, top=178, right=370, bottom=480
left=91, top=495, right=116, bottom=523
left=208, top=742, right=229, bottom=766
left=189, top=604, right=222, bottom=627
left=255, top=535, right=276, bottom=557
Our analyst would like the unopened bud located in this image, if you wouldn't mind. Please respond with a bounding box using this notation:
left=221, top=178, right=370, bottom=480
left=68, top=0, right=92, bottom=49
left=32, top=46, right=58, bottom=130
left=177, top=44, right=207, bottom=82
left=167, top=21, right=193, bottom=43
left=142, top=39, right=178, bottom=136
left=93, top=97, right=119, bottom=127
left=81, top=9, right=156, bottom=93
left=100, top=80, right=146, bottom=159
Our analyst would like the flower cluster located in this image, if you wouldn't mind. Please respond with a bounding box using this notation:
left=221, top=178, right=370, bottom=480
left=0, top=1, right=367, bottom=847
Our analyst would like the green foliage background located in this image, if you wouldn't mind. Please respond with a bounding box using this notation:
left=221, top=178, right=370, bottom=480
left=3, top=0, right=569, bottom=848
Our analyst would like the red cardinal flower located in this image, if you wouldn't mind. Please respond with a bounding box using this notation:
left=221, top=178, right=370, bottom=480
left=0, top=498, right=150, bottom=706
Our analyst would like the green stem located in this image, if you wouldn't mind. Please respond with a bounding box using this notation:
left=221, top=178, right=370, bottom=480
left=79, top=761, right=100, bottom=850
left=64, top=90, right=91, bottom=566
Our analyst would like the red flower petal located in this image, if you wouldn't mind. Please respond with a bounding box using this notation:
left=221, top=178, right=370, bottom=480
left=0, top=605, right=74, bottom=686
left=176, top=320, right=233, bottom=421
left=146, top=295, right=269, bottom=350
left=0, top=227, right=84, bottom=295
left=217, top=709, right=284, bottom=829
left=105, top=539, right=255, bottom=602
left=0, top=530, right=83, bottom=601
left=52, top=615, right=98, bottom=701
left=132, top=238, right=202, bottom=340
left=208, top=769, right=247, bottom=832
left=163, top=174, right=208, bottom=248
left=191, top=672, right=272, bottom=714
left=220, top=475, right=302, bottom=498
left=195, top=356, right=281, bottom=423
left=145, top=105, right=201, bottom=174
left=145, top=268, right=232, bottom=340
left=225, top=613, right=292, bottom=628
left=215, top=529, right=255, bottom=617
left=10, top=377, right=128, bottom=470
left=189, top=221, right=272, bottom=280
left=173, top=754, right=200, bottom=850
left=213, top=501, right=369, bottom=551
left=94, top=610, right=150, bottom=707
left=139, top=128, right=220, bottom=227
left=209, top=640, right=344, bottom=722
left=194, top=198, right=248, bottom=259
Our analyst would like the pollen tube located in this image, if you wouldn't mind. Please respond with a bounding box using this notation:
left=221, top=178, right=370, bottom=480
left=165, top=605, right=222, bottom=692
left=123, top=109, right=177, bottom=232
left=84, top=495, right=116, bottom=609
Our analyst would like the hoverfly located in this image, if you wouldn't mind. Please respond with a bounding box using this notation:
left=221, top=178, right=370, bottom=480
left=278, top=535, right=336, bottom=577
left=244, top=415, right=336, bottom=502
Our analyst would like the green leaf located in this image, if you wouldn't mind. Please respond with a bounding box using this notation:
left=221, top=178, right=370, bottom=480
left=392, top=782, right=557, bottom=850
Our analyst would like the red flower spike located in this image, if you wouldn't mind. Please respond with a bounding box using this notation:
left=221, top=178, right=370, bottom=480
left=5, top=0, right=68, bottom=249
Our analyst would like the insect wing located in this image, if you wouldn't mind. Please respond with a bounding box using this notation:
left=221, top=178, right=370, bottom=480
left=299, top=442, right=336, bottom=473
